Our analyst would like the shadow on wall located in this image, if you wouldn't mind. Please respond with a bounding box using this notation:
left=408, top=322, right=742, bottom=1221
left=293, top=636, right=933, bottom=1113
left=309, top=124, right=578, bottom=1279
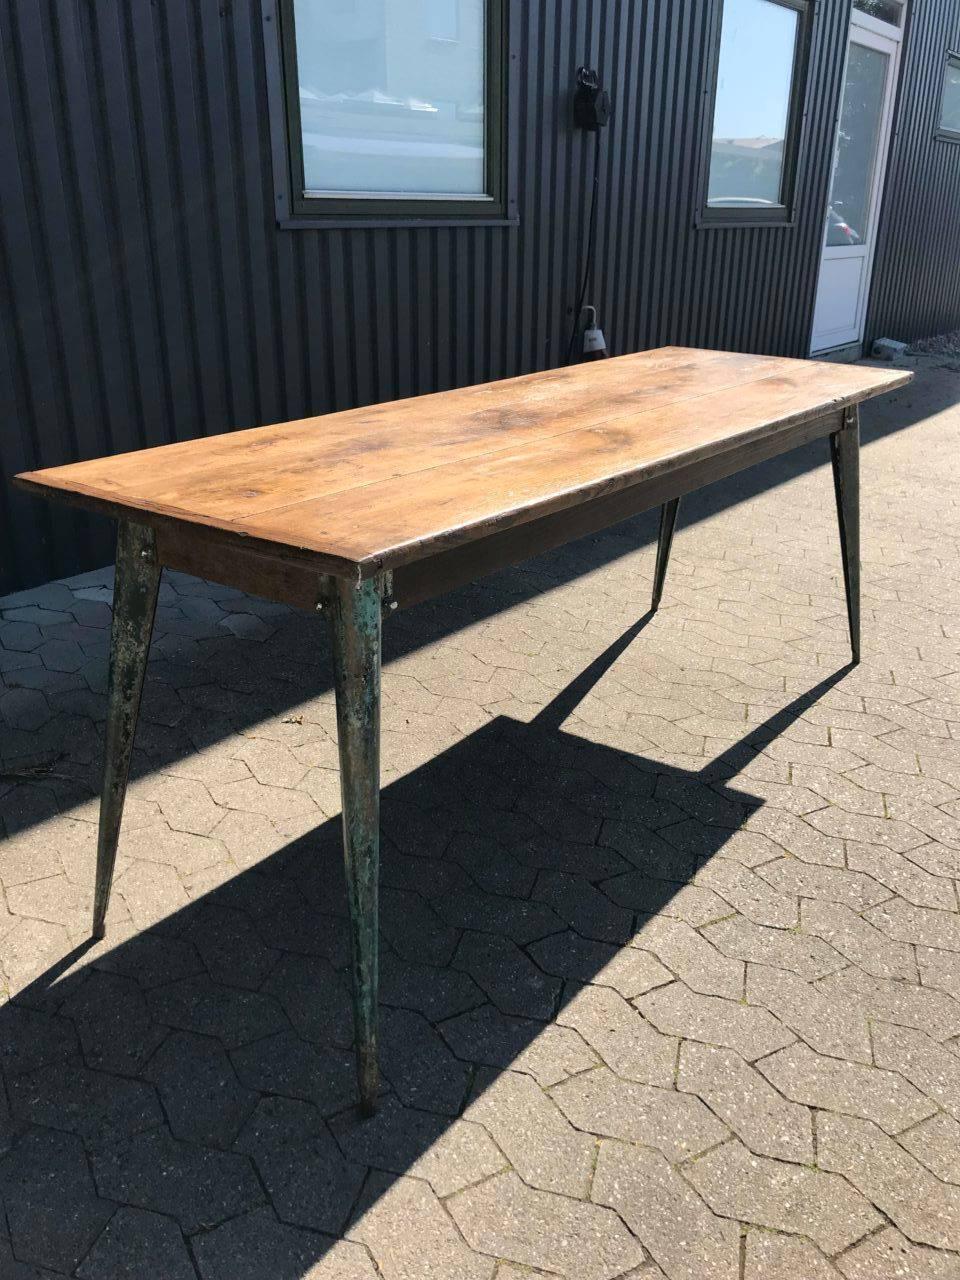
left=0, top=601, right=851, bottom=1275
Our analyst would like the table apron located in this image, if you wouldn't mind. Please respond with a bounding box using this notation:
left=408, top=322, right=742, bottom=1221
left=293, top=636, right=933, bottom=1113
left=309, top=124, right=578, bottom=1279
left=156, top=522, right=326, bottom=611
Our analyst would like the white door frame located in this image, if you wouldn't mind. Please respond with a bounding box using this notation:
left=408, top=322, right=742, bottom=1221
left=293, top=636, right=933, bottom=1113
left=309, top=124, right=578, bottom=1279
left=810, top=6, right=904, bottom=354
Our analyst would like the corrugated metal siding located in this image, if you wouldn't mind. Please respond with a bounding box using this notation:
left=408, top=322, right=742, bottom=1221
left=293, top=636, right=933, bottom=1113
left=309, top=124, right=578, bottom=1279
left=0, top=0, right=950, bottom=593
left=867, top=0, right=960, bottom=345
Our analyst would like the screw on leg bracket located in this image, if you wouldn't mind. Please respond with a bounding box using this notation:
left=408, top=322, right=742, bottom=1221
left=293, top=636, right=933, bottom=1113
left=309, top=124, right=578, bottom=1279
left=316, top=572, right=397, bottom=617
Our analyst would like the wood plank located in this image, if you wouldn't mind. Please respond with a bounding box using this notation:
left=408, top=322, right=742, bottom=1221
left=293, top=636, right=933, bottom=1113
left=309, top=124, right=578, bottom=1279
left=18, top=348, right=785, bottom=517
left=15, top=349, right=911, bottom=577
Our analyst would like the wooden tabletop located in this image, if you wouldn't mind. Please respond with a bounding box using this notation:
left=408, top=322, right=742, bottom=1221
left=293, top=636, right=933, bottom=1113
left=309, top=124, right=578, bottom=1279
left=16, top=347, right=910, bottom=578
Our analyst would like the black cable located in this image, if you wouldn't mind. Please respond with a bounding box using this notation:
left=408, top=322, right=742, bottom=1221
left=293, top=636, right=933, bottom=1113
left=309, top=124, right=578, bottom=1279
left=565, top=127, right=603, bottom=366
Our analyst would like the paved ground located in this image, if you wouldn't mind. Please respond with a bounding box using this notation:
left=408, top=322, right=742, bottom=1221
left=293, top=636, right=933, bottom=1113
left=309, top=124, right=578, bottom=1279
left=2, top=357, right=960, bottom=1279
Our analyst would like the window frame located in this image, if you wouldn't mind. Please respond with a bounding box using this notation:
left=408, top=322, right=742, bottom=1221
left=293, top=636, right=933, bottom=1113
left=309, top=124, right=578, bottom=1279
left=265, top=0, right=512, bottom=228
left=696, top=0, right=813, bottom=229
left=936, top=49, right=960, bottom=144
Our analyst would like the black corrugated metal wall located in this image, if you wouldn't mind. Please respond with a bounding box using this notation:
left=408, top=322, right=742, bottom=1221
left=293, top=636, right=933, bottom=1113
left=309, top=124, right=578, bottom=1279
left=868, top=0, right=960, bottom=344
left=0, top=0, right=956, bottom=593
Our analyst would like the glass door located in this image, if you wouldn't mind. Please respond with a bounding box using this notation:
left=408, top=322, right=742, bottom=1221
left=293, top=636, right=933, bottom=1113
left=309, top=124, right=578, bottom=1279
left=810, top=10, right=902, bottom=353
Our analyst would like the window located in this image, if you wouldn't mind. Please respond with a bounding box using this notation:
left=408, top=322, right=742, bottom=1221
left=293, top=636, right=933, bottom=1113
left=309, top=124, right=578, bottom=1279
left=939, top=52, right=960, bottom=140
left=274, top=0, right=507, bottom=223
left=700, top=0, right=810, bottom=225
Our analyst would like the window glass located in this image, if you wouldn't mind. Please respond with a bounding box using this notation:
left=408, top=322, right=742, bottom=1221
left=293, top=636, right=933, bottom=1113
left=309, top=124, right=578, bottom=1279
left=707, top=0, right=801, bottom=210
left=853, top=0, right=903, bottom=26
left=292, top=0, right=486, bottom=197
left=941, top=55, right=960, bottom=135
left=825, top=41, right=889, bottom=246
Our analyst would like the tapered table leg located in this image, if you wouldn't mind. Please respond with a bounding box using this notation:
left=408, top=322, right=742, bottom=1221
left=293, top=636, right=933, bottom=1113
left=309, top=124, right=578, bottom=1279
left=651, top=497, right=681, bottom=611
left=93, top=521, right=161, bottom=939
left=830, top=406, right=861, bottom=664
left=329, top=575, right=382, bottom=1116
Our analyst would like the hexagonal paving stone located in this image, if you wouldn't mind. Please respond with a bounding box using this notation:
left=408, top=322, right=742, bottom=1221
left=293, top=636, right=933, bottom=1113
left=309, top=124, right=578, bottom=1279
left=1, top=688, right=52, bottom=731
left=231, top=1029, right=358, bottom=1114
left=68, top=597, right=113, bottom=628
left=0, top=644, right=46, bottom=680
left=92, top=931, right=205, bottom=990
left=452, top=931, right=561, bottom=1020
left=60, top=970, right=166, bottom=1074
left=593, top=1141, right=740, bottom=1280
left=3, top=605, right=73, bottom=626
left=379, top=1006, right=471, bottom=1114
left=263, top=951, right=353, bottom=1046
left=440, top=1004, right=599, bottom=1086
left=0, top=1129, right=114, bottom=1273
left=91, top=1127, right=263, bottom=1233
left=210, top=809, right=283, bottom=868
left=139, top=775, right=224, bottom=836
left=465, top=1068, right=596, bottom=1196
left=148, top=973, right=287, bottom=1048
left=0, top=1231, right=63, bottom=1279
left=113, top=861, right=191, bottom=932
left=0, top=1006, right=80, bottom=1076
left=234, top=1096, right=366, bottom=1233
left=232, top=737, right=310, bottom=788
left=219, top=612, right=276, bottom=641
left=187, top=903, right=281, bottom=991
left=551, top=1065, right=728, bottom=1163
left=331, top=1093, right=503, bottom=1197
left=351, top=1173, right=495, bottom=1280
left=447, top=1170, right=643, bottom=1280
left=37, top=638, right=86, bottom=673
left=6, top=874, right=127, bottom=937
left=0, top=916, right=73, bottom=993
left=8, top=1060, right=162, bottom=1149
left=0, top=620, right=43, bottom=651
left=144, top=1030, right=258, bottom=1147
left=194, top=1206, right=378, bottom=1280
left=76, top=1207, right=196, bottom=1280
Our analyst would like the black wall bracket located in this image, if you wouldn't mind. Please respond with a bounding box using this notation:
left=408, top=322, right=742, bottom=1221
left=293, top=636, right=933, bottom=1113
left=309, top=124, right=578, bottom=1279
left=573, top=66, right=611, bottom=131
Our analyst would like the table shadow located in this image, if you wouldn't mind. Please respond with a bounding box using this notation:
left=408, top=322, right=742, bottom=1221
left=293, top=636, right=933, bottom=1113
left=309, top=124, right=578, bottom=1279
left=0, top=609, right=852, bottom=1277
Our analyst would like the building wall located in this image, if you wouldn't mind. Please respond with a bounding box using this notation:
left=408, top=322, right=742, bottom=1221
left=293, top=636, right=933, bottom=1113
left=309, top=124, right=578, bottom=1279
left=0, top=0, right=954, bottom=592
left=868, top=0, right=960, bottom=344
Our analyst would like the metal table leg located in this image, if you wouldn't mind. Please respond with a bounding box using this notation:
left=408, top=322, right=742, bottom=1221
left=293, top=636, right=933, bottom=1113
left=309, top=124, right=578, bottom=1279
left=92, top=521, right=161, bottom=938
left=329, top=574, right=382, bottom=1116
left=651, top=497, right=681, bottom=611
left=830, top=405, right=861, bottom=664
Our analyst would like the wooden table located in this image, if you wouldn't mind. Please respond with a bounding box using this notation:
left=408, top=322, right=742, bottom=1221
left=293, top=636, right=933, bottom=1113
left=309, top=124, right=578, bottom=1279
left=15, top=347, right=910, bottom=1113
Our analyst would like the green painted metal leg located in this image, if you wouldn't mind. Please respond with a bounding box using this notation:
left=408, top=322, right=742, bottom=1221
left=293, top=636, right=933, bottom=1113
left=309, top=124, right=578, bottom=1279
left=830, top=406, right=861, bottom=665
left=651, top=497, right=681, bottom=611
left=329, top=575, right=382, bottom=1117
left=92, top=521, right=161, bottom=939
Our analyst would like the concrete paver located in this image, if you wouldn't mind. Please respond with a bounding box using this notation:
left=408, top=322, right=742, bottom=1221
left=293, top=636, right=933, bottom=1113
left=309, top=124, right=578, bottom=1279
left=448, top=1170, right=644, bottom=1279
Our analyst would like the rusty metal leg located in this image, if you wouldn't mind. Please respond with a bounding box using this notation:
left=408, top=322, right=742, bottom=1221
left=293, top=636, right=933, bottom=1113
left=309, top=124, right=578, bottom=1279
left=651, top=497, right=681, bottom=611
left=329, top=575, right=382, bottom=1116
left=830, top=406, right=861, bottom=665
left=92, top=521, right=161, bottom=939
